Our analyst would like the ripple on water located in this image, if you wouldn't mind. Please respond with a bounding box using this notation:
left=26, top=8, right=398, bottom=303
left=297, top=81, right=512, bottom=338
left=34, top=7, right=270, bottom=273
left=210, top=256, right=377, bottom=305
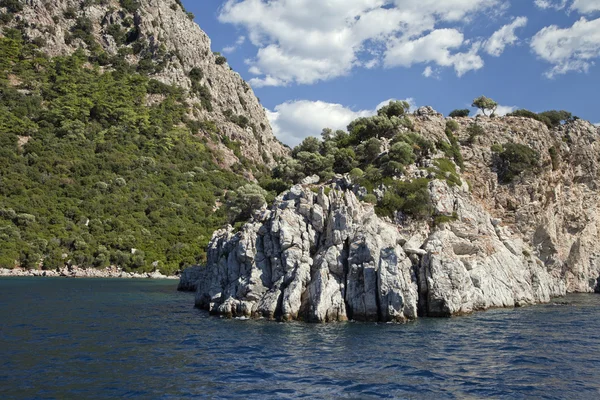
left=1, top=279, right=600, bottom=399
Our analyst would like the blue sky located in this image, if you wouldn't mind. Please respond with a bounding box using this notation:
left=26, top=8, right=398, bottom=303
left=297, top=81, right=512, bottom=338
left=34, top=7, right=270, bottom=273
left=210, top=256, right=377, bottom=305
left=184, top=0, right=600, bottom=146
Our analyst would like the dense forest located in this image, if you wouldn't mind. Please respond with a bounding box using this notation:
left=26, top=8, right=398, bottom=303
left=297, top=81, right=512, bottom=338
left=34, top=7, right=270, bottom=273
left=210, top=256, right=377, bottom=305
left=0, top=30, right=263, bottom=273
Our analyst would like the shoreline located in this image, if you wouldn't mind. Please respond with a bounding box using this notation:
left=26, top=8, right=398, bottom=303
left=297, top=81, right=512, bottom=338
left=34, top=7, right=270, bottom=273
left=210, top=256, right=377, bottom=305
left=0, top=267, right=179, bottom=280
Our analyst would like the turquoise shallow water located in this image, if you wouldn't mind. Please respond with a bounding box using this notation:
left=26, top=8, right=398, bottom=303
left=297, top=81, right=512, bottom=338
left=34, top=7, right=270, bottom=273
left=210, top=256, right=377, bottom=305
left=1, top=277, right=599, bottom=399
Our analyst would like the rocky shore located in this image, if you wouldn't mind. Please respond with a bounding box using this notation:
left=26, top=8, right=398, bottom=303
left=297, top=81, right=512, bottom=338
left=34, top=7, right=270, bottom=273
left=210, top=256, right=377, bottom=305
left=0, top=266, right=179, bottom=280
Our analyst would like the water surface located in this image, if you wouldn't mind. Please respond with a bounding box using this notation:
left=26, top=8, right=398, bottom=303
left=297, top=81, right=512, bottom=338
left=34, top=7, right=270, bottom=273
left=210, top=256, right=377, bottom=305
left=1, top=277, right=599, bottom=399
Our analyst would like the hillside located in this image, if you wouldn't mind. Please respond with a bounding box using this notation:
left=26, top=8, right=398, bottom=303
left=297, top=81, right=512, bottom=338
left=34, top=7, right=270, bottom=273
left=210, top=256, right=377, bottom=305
left=184, top=104, right=600, bottom=321
left=0, top=0, right=287, bottom=273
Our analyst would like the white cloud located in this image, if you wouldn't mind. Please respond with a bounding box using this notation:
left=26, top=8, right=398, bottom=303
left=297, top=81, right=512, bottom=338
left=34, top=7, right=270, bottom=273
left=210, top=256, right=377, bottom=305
left=475, top=104, right=517, bottom=116
left=531, top=17, right=600, bottom=77
left=423, top=66, right=436, bottom=78
left=594, top=122, right=600, bottom=126
left=267, top=98, right=415, bottom=146
left=222, top=36, right=246, bottom=54
left=484, top=16, right=528, bottom=56
left=571, top=0, right=600, bottom=14
left=534, top=0, right=567, bottom=10
left=384, top=29, right=484, bottom=76
left=219, top=0, right=504, bottom=86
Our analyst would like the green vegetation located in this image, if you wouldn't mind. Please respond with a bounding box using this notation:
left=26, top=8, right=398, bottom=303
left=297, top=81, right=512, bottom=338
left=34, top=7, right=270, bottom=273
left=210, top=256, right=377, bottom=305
left=279, top=101, right=465, bottom=221
left=472, top=96, right=497, bottom=116
left=466, top=123, right=484, bottom=145
left=497, top=143, right=540, bottom=183
left=0, top=35, right=265, bottom=273
left=214, top=52, right=227, bottom=65
left=441, top=120, right=464, bottom=170
left=506, top=109, right=575, bottom=129
left=449, top=109, right=470, bottom=118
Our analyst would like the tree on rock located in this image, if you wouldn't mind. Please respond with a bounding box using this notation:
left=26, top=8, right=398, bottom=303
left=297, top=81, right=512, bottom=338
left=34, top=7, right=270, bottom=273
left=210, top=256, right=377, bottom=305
left=472, top=96, right=498, bottom=116
left=227, top=184, right=268, bottom=223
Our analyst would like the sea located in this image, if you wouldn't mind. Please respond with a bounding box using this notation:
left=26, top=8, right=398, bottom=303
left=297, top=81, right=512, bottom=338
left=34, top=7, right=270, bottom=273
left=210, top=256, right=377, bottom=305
left=1, top=277, right=599, bottom=399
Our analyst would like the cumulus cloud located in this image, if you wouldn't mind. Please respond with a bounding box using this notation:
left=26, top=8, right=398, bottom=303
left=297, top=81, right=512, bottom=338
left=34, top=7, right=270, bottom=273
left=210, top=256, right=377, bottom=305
left=219, top=0, right=504, bottom=86
left=531, top=17, right=600, bottom=77
left=475, top=104, right=517, bottom=116
left=267, top=98, right=415, bottom=146
left=571, top=0, right=600, bottom=14
left=384, top=29, right=484, bottom=76
left=595, top=122, right=600, bottom=126
left=484, top=16, right=528, bottom=56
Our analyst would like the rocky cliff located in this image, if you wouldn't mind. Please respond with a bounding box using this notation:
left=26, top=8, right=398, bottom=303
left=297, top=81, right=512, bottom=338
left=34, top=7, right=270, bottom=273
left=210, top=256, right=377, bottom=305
left=2, top=0, right=287, bottom=165
left=182, top=110, right=600, bottom=322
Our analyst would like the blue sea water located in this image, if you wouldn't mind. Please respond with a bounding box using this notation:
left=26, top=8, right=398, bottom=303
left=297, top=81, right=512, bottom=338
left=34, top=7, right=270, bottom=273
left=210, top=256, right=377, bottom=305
left=0, top=278, right=599, bottom=399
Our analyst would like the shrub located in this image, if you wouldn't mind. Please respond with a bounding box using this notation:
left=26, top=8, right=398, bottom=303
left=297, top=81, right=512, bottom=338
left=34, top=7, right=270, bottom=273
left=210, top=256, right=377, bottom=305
left=497, top=143, right=540, bottom=183
left=377, top=100, right=410, bottom=118
left=538, top=110, right=573, bottom=128
left=363, top=194, right=377, bottom=204
left=349, top=168, right=364, bottom=180
left=227, top=184, right=268, bottom=223
left=446, top=120, right=459, bottom=132
left=215, top=55, right=227, bottom=65
left=0, top=0, right=23, bottom=13
left=388, top=142, right=415, bottom=165
left=376, top=178, right=433, bottom=220
left=120, top=0, right=140, bottom=13
left=449, top=109, right=470, bottom=118
left=466, top=123, right=485, bottom=145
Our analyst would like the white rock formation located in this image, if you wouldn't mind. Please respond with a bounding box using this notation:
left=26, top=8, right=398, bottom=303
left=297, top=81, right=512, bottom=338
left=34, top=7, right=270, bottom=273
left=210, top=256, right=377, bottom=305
left=184, top=113, right=600, bottom=321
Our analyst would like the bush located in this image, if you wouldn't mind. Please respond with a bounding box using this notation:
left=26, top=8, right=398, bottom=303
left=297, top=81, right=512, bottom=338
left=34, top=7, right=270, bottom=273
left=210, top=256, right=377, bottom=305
left=388, top=142, right=415, bottom=165
left=377, top=100, right=410, bottom=118
left=227, top=184, right=268, bottom=223
left=0, top=0, right=23, bottom=13
left=497, top=143, right=540, bottom=183
left=538, top=110, right=573, bottom=128
left=376, top=178, right=432, bottom=220
left=466, top=123, right=485, bottom=144
left=120, top=0, right=140, bottom=13
left=215, top=55, right=227, bottom=65
left=449, top=109, right=470, bottom=118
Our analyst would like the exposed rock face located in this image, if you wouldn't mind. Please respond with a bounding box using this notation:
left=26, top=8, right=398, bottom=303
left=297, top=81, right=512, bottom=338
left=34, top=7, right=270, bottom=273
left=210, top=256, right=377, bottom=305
left=5, top=0, right=287, bottom=165
left=194, top=182, right=419, bottom=322
left=177, top=266, right=203, bottom=291
left=184, top=112, right=600, bottom=322
left=191, top=177, right=566, bottom=322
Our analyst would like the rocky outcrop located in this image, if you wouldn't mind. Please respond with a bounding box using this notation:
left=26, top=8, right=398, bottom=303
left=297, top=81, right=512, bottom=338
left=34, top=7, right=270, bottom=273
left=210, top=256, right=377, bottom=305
left=177, top=266, right=203, bottom=291
left=0, top=266, right=178, bottom=280
left=3, top=0, right=288, bottom=165
left=183, top=112, right=600, bottom=322
left=188, top=175, right=566, bottom=322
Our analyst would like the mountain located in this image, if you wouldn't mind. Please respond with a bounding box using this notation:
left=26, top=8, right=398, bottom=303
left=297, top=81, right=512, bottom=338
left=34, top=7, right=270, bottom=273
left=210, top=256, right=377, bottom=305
left=183, top=106, right=600, bottom=322
left=0, top=0, right=287, bottom=273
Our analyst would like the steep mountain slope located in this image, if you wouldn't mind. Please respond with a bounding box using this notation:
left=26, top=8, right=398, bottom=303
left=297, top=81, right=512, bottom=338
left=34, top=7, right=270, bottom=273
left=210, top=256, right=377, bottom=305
left=1, top=0, right=287, bottom=165
left=0, top=0, right=287, bottom=273
left=184, top=106, right=600, bottom=321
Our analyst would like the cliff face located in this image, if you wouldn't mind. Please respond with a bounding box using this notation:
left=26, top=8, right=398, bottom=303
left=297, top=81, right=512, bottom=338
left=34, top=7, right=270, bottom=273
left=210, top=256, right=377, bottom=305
left=183, top=110, right=600, bottom=322
left=4, top=0, right=287, bottom=165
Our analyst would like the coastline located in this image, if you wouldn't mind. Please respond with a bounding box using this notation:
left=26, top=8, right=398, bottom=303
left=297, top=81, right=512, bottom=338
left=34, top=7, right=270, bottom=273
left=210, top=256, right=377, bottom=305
left=0, top=266, right=179, bottom=280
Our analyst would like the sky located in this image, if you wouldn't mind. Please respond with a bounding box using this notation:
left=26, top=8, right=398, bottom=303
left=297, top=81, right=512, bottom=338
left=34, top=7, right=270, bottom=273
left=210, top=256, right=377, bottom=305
left=184, top=0, right=600, bottom=146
